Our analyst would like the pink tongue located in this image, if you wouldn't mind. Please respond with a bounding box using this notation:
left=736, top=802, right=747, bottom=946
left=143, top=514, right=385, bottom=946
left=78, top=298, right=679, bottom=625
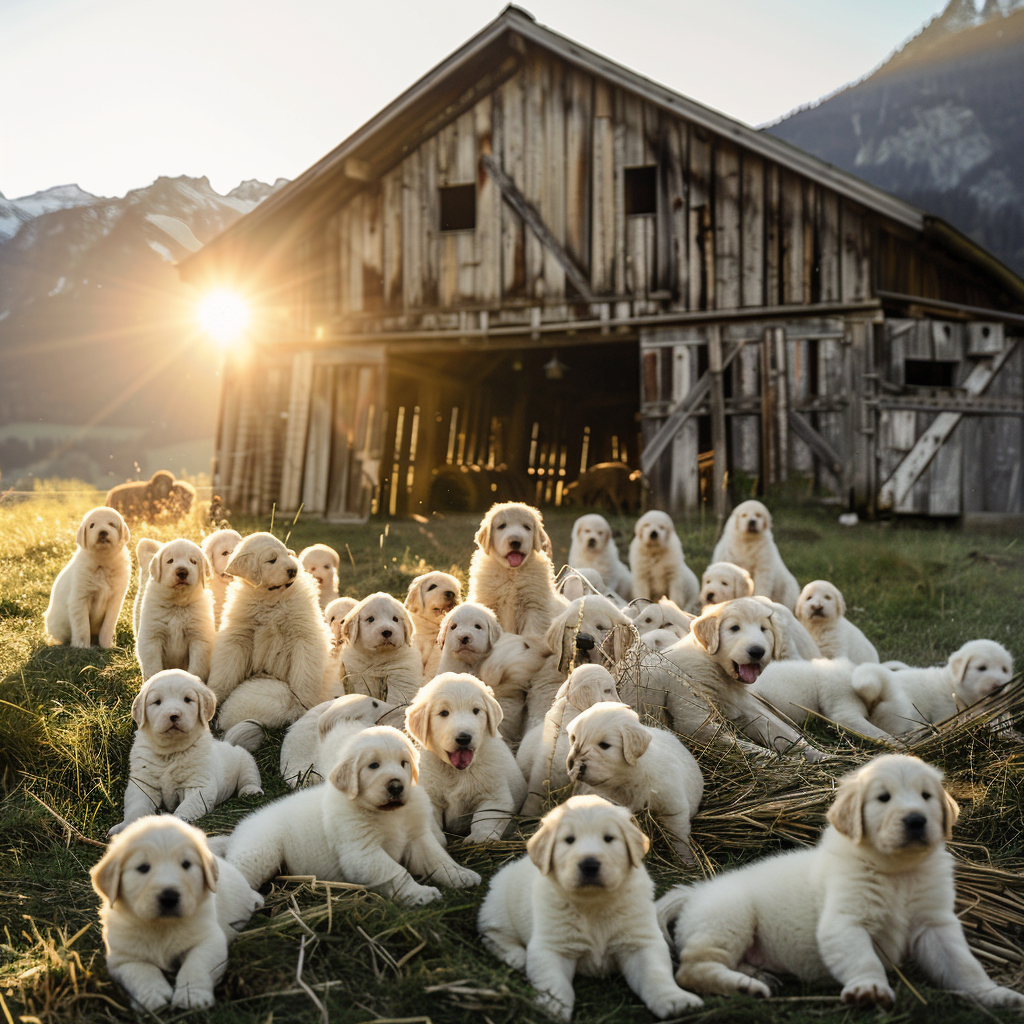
left=506, top=551, right=525, bottom=567
left=448, top=749, right=474, bottom=770
left=738, top=663, right=760, bottom=684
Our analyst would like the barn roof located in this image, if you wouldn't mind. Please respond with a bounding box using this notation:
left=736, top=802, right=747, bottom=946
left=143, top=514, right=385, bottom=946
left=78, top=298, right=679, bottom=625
left=179, top=5, right=1024, bottom=305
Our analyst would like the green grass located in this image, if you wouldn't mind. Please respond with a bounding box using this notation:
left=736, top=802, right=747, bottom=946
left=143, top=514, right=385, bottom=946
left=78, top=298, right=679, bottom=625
left=2, top=489, right=1024, bottom=1022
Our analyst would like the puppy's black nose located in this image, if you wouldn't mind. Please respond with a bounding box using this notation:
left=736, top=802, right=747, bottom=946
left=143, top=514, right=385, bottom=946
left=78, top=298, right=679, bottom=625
left=705, top=591, right=715, bottom=603
left=381, top=629, right=392, bottom=639
left=287, top=567, right=297, bottom=579
left=566, top=755, right=575, bottom=771
left=169, top=714, right=179, bottom=723
left=158, top=889, right=180, bottom=912
left=648, top=531, right=658, bottom=542
left=509, top=538, right=522, bottom=550
left=455, top=732, right=472, bottom=747
left=904, top=812, right=927, bottom=837
left=587, top=537, right=597, bottom=548
left=578, top=857, right=601, bottom=880
left=576, top=761, right=587, bottom=778
left=747, top=645, right=765, bottom=661
left=444, top=590, right=456, bottom=601
left=387, top=779, right=404, bottom=798
left=746, top=521, right=758, bottom=533
left=98, top=530, right=108, bottom=539
left=176, top=567, right=188, bottom=580
left=458, top=634, right=471, bottom=645
left=575, top=632, right=596, bottom=651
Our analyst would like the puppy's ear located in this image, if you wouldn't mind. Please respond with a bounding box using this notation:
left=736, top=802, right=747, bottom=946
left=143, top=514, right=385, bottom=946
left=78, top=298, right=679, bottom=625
left=527, top=809, right=563, bottom=876
left=795, top=587, right=810, bottom=620
left=827, top=772, right=865, bottom=842
left=832, top=586, right=846, bottom=618
left=765, top=610, right=785, bottom=662
left=131, top=681, right=152, bottom=728
left=620, top=815, right=650, bottom=868
left=739, top=567, right=754, bottom=596
left=940, top=784, right=960, bottom=842
left=199, top=553, right=212, bottom=587
left=949, top=649, right=972, bottom=684
left=196, top=684, right=217, bottom=726
left=150, top=544, right=165, bottom=583
left=329, top=750, right=362, bottom=798
left=561, top=576, right=586, bottom=602
left=763, top=506, right=773, bottom=531
left=571, top=520, right=583, bottom=542
left=90, top=845, right=124, bottom=905
left=405, top=576, right=425, bottom=616
left=224, top=545, right=261, bottom=587
left=340, top=607, right=361, bottom=644
left=474, top=514, right=492, bottom=554
left=481, top=684, right=504, bottom=737
left=690, top=608, right=720, bottom=655
left=534, top=521, right=552, bottom=556
left=114, top=510, right=130, bottom=546
left=395, top=604, right=414, bottom=646
left=621, top=721, right=652, bottom=765
left=404, top=695, right=431, bottom=748
left=403, top=736, right=420, bottom=786
left=196, top=841, right=219, bottom=892
left=487, top=612, right=503, bottom=648
left=76, top=514, right=89, bottom=548
left=543, top=606, right=571, bottom=658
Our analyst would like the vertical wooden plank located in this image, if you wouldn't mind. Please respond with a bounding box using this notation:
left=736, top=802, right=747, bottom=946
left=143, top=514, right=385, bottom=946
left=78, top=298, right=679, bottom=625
left=324, top=213, right=339, bottom=316
left=666, top=119, right=688, bottom=307
left=477, top=93, right=501, bottom=306
left=817, top=335, right=844, bottom=489
left=714, top=142, right=741, bottom=310
left=688, top=127, right=712, bottom=310
left=787, top=336, right=812, bottom=473
left=709, top=325, right=728, bottom=528
left=781, top=171, right=804, bottom=306
left=437, top=122, right=458, bottom=307
left=303, top=363, right=333, bottom=514
left=623, top=91, right=646, bottom=300
left=731, top=341, right=760, bottom=476
left=337, top=206, right=351, bottom=316
left=524, top=53, right=546, bottom=299
left=819, top=190, right=840, bottom=302
left=929, top=421, right=962, bottom=515
left=565, top=69, right=592, bottom=280
left=803, top=180, right=816, bottom=305
left=279, top=351, right=314, bottom=511
left=840, top=201, right=868, bottom=302
left=500, top=73, right=526, bottom=299
left=422, top=134, right=440, bottom=308
left=543, top=58, right=567, bottom=302
left=613, top=88, right=627, bottom=300
left=381, top=168, right=403, bottom=312
left=774, top=327, right=789, bottom=483
left=741, top=153, right=764, bottom=308
left=348, top=198, right=364, bottom=313
left=363, top=182, right=384, bottom=313
left=591, top=80, right=615, bottom=294
left=765, top=163, right=781, bottom=306
left=402, top=150, right=422, bottom=309
left=670, top=340, right=700, bottom=511
left=455, top=109, right=477, bottom=303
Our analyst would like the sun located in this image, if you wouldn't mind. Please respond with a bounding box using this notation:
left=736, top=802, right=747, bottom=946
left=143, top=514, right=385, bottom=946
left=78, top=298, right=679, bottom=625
left=198, top=290, right=249, bottom=346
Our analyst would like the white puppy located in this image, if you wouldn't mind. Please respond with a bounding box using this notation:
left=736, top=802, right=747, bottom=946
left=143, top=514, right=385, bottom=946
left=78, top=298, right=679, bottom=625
left=519, top=664, right=621, bottom=815
left=568, top=514, right=633, bottom=600
left=478, top=795, right=703, bottom=1021
left=299, top=543, right=341, bottom=612
left=750, top=657, right=892, bottom=741
left=201, top=529, right=242, bottom=629
left=627, top=597, right=693, bottom=641
left=567, top=702, right=704, bottom=862
left=405, top=672, right=527, bottom=842
left=658, top=754, right=1024, bottom=1009
left=467, top=501, right=566, bottom=642
left=855, top=639, right=1015, bottom=735
left=796, top=580, right=879, bottom=664
left=132, top=538, right=161, bottom=636
left=136, top=539, right=215, bottom=681
left=710, top=500, right=801, bottom=609
left=404, top=570, right=461, bottom=679
left=224, top=726, right=480, bottom=904
left=110, top=670, right=262, bottom=836
left=338, top=591, right=423, bottom=703
left=629, top=510, right=699, bottom=612
left=206, top=532, right=329, bottom=731
left=45, top=505, right=131, bottom=648
left=91, top=816, right=263, bottom=1012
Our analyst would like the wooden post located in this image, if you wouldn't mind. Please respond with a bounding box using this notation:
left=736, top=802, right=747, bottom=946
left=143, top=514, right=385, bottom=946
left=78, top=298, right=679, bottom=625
left=708, top=324, right=728, bottom=527
left=760, top=328, right=776, bottom=488
left=774, top=326, right=789, bottom=483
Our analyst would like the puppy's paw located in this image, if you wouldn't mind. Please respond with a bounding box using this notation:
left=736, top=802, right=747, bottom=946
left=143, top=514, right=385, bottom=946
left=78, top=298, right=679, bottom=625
left=449, top=866, right=482, bottom=888
left=468, top=826, right=504, bottom=844
left=397, top=883, right=442, bottom=907
left=802, top=746, right=830, bottom=764
left=672, top=839, right=696, bottom=866
left=238, top=785, right=263, bottom=798
left=71, top=638, right=91, bottom=649
left=129, top=977, right=174, bottom=1011
left=536, top=990, right=573, bottom=1022
left=648, top=986, right=704, bottom=1017
left=841, top=979, right=894, bottom=1008
left=171, top=984, right=215, bottom=1010
left=976, top=986, right=1024, bottom=1008
left=736, top=976, right=772, bottom=999
left=106, top=821, right=127, bottom=838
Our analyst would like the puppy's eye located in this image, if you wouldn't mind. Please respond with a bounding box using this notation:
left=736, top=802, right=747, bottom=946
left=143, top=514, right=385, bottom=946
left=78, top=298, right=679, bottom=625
left=89, top=523, right=95, bottom=528
left=137, top=863, right=150, bottom=874
left=368, top=762, right=380, bottom=770
left=439, top=710, right=450, bottom=718
left=367, top=616, right=375, bottom=623
left=564, top=836, right=576, bottom=845
left=401, top=760, right=409, bottom=768
left=269, top=557, right=277, bottom=564
left=598, top=741, right=611, bottom=750
left=392, top=616, right=399, bottom=623
left=152, top=699, right=162, bottom=706
left=603, top=834, right=615, bottom=843
left=181, top=859, right=191, bottom=870
left=730, top=625, right=740, bottom=633
left=190, top=559, right=196, bottom=565
left=978, top=665, right=987, bottom=672
left=472, top=707, right=481, bottom=715
left=878, top=792, right=891, bottom=803
left=184, top=696, right=192, bottom=703
left=372, top=701, right=379, bottom=708
left=474, top=623, right=482, bottom=630
left=427, top=583, right=437, bottom=591
left=221, top=550, right=229, bottom=556
left=496, top=523, right=506, bottom=530
left=922, top=791, right=932, bottom=800
left=524, top=524, right=532, bottom=531
left=166, top=557, right=173, bottom=563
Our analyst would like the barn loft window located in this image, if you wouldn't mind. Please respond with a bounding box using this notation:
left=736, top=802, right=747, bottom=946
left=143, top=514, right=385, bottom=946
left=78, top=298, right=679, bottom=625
left=905, top=359, right=957, bottom=388
left=624, top=165, right=657, bottom=216
left=439, top=183, right=476, bottom=232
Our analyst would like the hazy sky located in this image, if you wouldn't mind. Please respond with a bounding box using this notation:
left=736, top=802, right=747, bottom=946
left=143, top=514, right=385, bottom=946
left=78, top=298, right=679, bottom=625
left=2, top=0, right=949, bottom=201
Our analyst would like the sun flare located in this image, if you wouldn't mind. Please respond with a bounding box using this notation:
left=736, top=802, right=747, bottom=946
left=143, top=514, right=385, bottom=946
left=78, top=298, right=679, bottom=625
left=198, top=290, right=249, bottom=346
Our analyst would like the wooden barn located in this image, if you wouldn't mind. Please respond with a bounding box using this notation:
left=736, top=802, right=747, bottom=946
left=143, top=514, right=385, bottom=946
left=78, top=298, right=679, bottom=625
left=179, top=6, right=1024, bottom=522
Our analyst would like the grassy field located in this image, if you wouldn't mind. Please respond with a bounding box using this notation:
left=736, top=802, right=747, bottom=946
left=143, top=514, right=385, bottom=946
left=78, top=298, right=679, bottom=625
left=2, top=487, right=1024, bottom=1023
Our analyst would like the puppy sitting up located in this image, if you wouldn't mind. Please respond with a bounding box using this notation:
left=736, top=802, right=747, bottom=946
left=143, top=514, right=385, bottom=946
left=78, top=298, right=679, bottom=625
left=796, top=580, right=879, bottom=664
left=478, top=795, right=703, bottom=1021
left=629, top=510, right=699, bottom=612
left=338, top=592, right=423, bottom=703
left=91, top=816, right=263, bottom=1012
left=299, top=543, right=341, bottom=612
left=568, top=514, right=633, bottom=600
left=404, top=570, right=461, bottom=679
left=109, top=670, right=262, bottom=837
left=132, top=538, right=161, bottom=636
left=201, top=529, right=242, bottom=629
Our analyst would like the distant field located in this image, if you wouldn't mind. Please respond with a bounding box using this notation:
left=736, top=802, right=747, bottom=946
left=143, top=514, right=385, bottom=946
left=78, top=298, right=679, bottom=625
left=1, top=488, right=1023, bottom=1023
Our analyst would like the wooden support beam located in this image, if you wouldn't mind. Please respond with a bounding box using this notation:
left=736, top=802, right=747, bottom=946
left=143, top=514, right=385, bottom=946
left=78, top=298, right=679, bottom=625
left=878, top=339, right=1019, bottom=510
left=787, top=409, right=843, bottom=476
left=481, top=153, right=594, bottom=301
left=709, top=324, right=728, bottom=528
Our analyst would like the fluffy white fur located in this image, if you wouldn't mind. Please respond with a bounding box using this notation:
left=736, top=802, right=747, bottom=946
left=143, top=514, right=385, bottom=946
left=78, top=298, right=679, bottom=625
left=91, top=816, right=263, bottom=1012
left=109, top=670, right=262, bottom=837
left=519, top=664, right=621, bottom=815
left=854, top=639, right=1015, bottom=736
left=627, top=597, right=693, bottom=641
left=657, top=754, right=1024, bottom=1009
left=710, top=501, right=801, bottom=610
left=299, top=543, right=340, bottom=612
left=45, top=505, right=131, bottom=648
left=224, top=726, right=480, bottom=904
left=568, top=514, right=634, bottom=600
left=478, top=795, right=703, bottom=1021
left=628, top=510, right=699, bottom=612
left=338, top=591, right=423, bottom=703
left=467, top=501, right=566, bottom=642
left=132, top=538, right=161, bottom=636
left=796, top=580, right=879, bottom=664
left=136, top=539, right=215, bottom=681
left=405, top=672, right=527, bottom=843
left=567, top=702, right=704, bottom=863
left=206, top=532, right=329, bottom=731
left=558, top=566, right=629, bottom=609
left=404, top=570, right=461, bottom=680
left=201, top=529, right=242, bottom=629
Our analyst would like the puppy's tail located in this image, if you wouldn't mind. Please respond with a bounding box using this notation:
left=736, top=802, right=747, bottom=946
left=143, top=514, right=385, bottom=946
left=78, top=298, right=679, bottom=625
left=223, top=719, right=265, bottom=752
left=851, top=664, right=894, bottom=713
left=655, top=885, right=694, bottom=948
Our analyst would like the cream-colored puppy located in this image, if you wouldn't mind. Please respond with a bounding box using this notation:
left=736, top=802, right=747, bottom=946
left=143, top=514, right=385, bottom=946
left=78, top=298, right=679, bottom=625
left=640, top=629, right=682, bottom=652
left=338, top=591, right=423, bottom=703
left=478, top=795, right=703, bottom=1021
left=206, top=532, right=329, bottom=731
left=854, top=639, right=1015, bottom=735
left=658, top=754, right=1024, bottom=1008
left=710, top=500, right=801, bottom=609
left=201, top=529, right=242, bottom=629
left=109, top=670, right=261, bottom=837
left=567, top=702, right=704, bottom=862
left=91, top=817, right=263, bottom=1012
left=558, top=566, right=629, bottom=609
left=325, top=596, right=358, bottom=637
left=132, top=538, right=161, bottom=636
left=569, top=514, right=634, bottom=600
left=224, top=726, right=480, bottom=904
left=299, top=543, right=341, bottom=612
left=467, top=501, right=566, bottom=641
left=621, top=598, right=826, bottom=760
left=405, top=672, right=527, bottom=842
left=795, top=580, right=879, bottom=664
left=404, top=570, right=461, bottom=679
left=519, top=664, right=621, bottom=815
left=629, top=510, right=700, bottom=612
left=45, top=506, right=131, bottom=648
left=136, top=539, right=215, bottom=681
left=627, top=597, right=693, bottom=641
left=750, top=657, right=892, bottom=741
left=277, top=693, right=400, bottom=787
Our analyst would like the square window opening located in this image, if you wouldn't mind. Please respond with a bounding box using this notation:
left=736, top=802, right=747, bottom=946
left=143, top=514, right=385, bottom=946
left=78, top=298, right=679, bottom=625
left=625, top=165, right=657, bottom=216
left=440, top=183, right=476, bottom=232
left=904, top=359, right=957, bottom=388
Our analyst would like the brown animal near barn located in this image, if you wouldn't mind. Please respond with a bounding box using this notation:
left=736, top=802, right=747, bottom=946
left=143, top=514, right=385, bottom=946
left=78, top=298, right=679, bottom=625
left=562, top=462, right=646, bottom=515
left=105, top=471, right=195, bottom=523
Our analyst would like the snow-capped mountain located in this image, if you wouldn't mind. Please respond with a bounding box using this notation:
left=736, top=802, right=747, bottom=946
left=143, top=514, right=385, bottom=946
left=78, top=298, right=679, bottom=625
left=768, top=0, right=1024, bottom=278
left=0, top=175, right=286, bottom=485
